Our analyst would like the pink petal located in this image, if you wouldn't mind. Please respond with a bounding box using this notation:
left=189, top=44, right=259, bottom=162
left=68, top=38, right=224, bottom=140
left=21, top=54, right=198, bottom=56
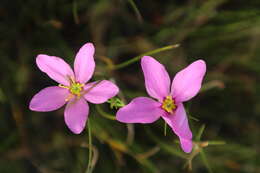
left=116, top=97, right=163, bottom=123
left=141, top=56, right=171, bottom=102
left=74, top=43, right=95, bottom=84
left=29, top=86, right=69, bottom=112
left=36, top=54, right=74, bottom=86
left=84, top=80, right=119, bottom=104
left=162, top=103, right=193, bottom=153
left=64, top=98, right=89, bottom=134
left=171, top=60, right=206, bottom=103
left=179, top=138, right=193, bottom=153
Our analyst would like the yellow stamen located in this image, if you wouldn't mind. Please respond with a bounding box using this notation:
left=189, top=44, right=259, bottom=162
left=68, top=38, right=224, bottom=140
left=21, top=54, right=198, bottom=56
left=68, top=76, right=76, bottom=84
left=65, top=93, right=74, bottom=102
left=162, top=96, right=176, bottom=113
left=58, top=84, right=69, bottom=89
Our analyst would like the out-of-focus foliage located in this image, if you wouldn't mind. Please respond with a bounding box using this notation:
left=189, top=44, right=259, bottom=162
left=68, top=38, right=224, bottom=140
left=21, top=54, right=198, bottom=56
left=0, top=0, right=259, bottom=172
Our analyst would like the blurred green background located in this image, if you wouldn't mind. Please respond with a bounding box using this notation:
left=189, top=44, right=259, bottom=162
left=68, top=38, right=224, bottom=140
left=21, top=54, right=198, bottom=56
left=1, top=0, right=260, bottom=172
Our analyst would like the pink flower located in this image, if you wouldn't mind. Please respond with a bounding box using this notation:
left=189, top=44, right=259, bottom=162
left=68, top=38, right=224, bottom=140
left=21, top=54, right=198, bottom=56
left=116, top=56, right=206, bottom=153
left=29, top=43, right=119, bottom=134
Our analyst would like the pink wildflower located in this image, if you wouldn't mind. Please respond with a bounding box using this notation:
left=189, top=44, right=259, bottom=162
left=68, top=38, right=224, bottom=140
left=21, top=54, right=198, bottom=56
left=116, top=56, right=206, bottom=153
left=29, top=43, right=119, bottom=134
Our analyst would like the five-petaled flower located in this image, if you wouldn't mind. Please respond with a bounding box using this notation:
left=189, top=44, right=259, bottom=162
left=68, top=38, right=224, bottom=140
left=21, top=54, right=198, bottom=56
left=116, top=56, right=206, bottom=153
left=29, top=43, right=119, bottom=134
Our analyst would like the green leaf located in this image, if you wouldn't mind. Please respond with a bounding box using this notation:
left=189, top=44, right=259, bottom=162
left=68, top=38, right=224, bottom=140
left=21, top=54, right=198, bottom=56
left=195, top=124, right=206, bottom=141
left=200, top=149, right=213, bottom=173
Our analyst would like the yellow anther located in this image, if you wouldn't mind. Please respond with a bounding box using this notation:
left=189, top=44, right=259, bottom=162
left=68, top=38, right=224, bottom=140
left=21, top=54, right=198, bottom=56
left=65, top=94, right=74, bottom=102
left=58, top=84, right=69, bottom=89
left=162, top=96, right=176, bottom=113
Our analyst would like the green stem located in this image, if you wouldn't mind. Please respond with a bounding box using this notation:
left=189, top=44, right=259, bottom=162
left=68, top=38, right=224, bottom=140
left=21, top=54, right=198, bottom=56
left=200, top=149, right=213, bottom=173
left=86, top=120, right=92, bottom=173
left=72, top=0, right=79, bottom=24
left=145, top=127, right=186, bottom=159
left=127, top=0, right=143, bottom=23
left=164, top=121, right=167, bottom=136
left=95, top=105, right=116, bottom=120
left=195, top=124, right=205, bottom=141
left=208, top=141, right=226, bottom=145
left=112, top=44, right=179, bottom=70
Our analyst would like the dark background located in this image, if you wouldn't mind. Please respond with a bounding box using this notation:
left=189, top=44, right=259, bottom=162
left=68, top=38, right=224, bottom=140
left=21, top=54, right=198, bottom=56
left=0, top=0, right=259, bottom=172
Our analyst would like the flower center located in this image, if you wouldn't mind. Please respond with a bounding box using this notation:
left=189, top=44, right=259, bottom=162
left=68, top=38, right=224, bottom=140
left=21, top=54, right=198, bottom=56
left=69, top=82, right=84, bottom=97
left=58, top=77, right=84, bottom=101
left=162, top=96, right=176, bottom=113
